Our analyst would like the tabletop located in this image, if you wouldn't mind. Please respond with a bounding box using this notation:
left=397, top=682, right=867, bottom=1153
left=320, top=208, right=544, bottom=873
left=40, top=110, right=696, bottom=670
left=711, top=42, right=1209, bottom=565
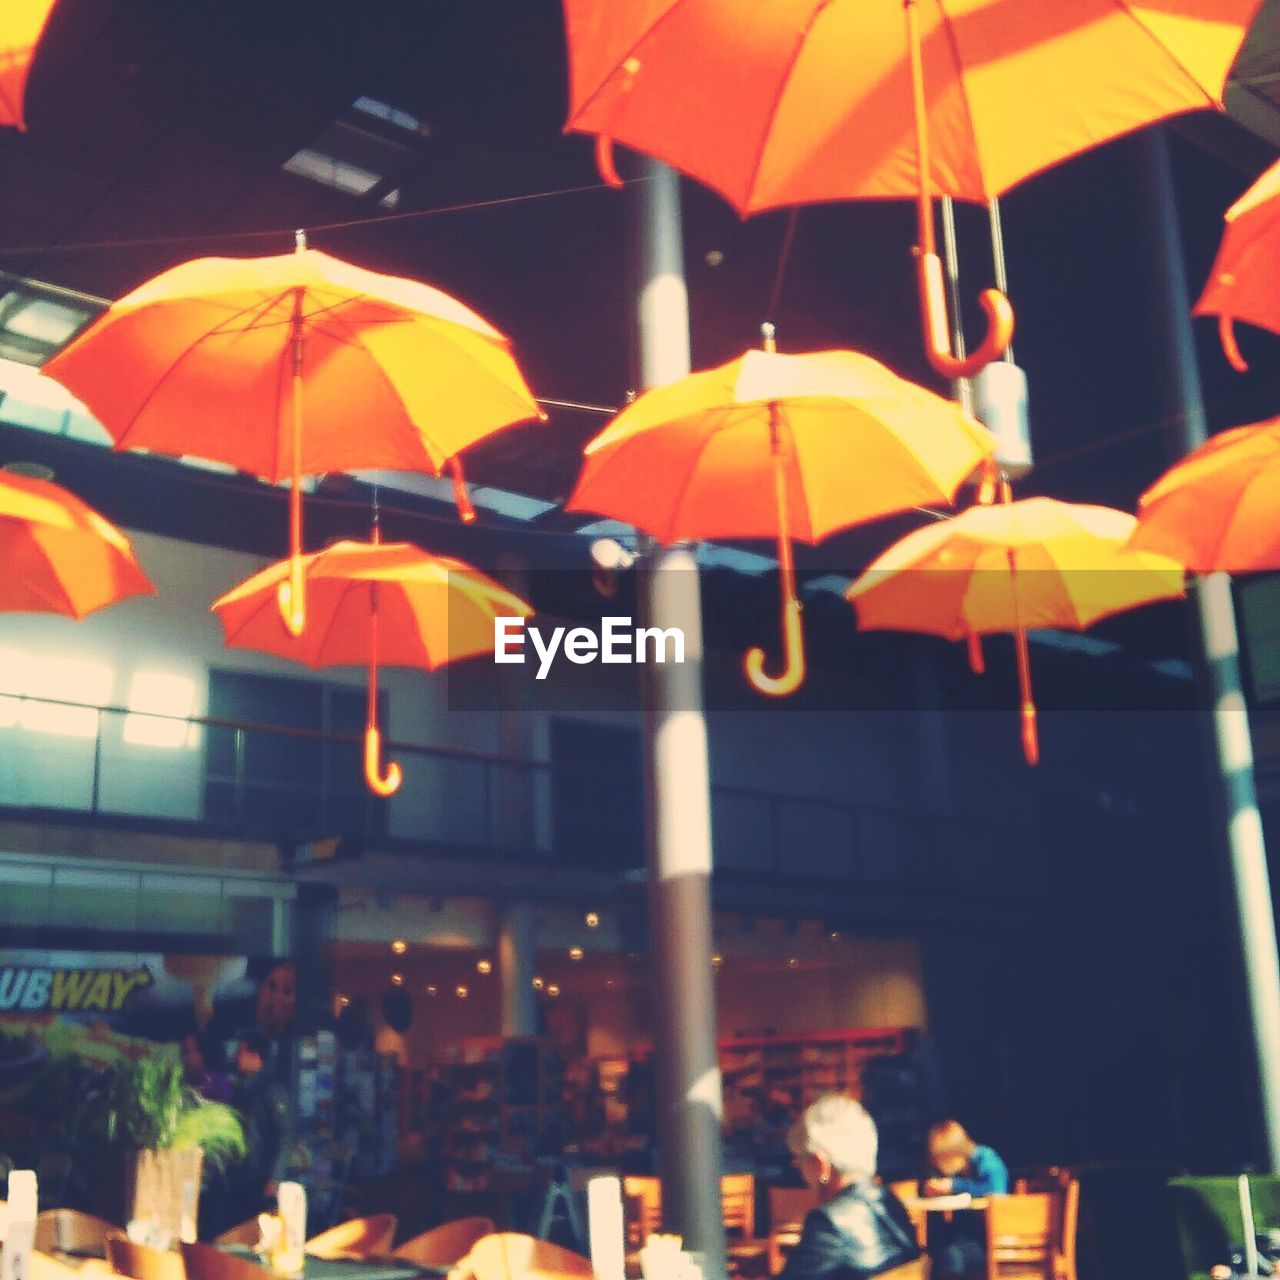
left=225, top=1246, right=447, bottom=1280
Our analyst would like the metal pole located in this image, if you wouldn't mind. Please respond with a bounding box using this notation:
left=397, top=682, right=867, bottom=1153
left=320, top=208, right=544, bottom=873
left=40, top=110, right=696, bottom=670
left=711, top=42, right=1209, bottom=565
left=1141, top=127, right=1280, bottom=1170
left=498, top=902, right=538, bottom=1038
left=631, top=156, right=728, bottom=1280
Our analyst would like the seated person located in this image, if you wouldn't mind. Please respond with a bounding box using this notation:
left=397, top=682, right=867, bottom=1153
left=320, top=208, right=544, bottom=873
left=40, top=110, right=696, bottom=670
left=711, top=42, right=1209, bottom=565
left=779, top=1094, right=920, bottom=1280
left=922, top=1119, right=1009, bottom=1277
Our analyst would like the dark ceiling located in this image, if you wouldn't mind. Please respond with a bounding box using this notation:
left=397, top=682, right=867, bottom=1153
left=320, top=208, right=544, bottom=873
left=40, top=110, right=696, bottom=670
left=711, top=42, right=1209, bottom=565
left=0, top=0, right=1278, bottom=663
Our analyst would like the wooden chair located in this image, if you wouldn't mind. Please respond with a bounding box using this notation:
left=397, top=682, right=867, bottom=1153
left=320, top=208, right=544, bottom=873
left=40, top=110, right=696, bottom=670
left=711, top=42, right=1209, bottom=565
left=34, top=1209, right=115, bottom=1257
left=213, top=1219, right=262, bottom=1248
left=986, top=1186, right=1078, bottom=1280
left=886, top=1181, right=928, bottom=1250
left=456, top=1233, right=593, bottom=1280
left=306, top=1214, right=399, bottom=1259
left=721, top=1174, right=768, bottom=1276
left=766, top=1187, right=819, bottom=1275
left=394, top=1217, right=496, bottom=1268
left=1014, top=1168, right=1073, bottom=1195
left=181, top=1241, right=273, bottom=1280
left=105, top=1231, right=186, bottom=1280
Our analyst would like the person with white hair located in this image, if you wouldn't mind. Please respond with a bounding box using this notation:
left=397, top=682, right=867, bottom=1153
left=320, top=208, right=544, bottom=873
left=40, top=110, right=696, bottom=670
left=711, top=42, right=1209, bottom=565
left=779, top=1094, right=920, bottom=1280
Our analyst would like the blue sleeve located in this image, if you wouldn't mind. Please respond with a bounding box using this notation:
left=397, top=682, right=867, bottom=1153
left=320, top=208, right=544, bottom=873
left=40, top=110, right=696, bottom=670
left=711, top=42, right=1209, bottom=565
left=950, top=1146, right=1008, bottom=1197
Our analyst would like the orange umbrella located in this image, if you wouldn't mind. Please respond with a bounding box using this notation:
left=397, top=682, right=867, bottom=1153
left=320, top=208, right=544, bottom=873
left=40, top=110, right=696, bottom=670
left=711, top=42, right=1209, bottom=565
left=0, top=468, right=154, bottom=616
left=0, top=0, right=59, bottom=131
left=846, top=496, right=1185, bottom=763
left=211, top=538, right=532, bottom=796
left=1194, top=158, right=1280, bottom=372
left=1129, top=416, right=1280, bottom=572
left=564, top=0, right=1260, bottom=377
left=45, top=237, right=544, bottom=635
left=567, top=336, right=994, bottom=696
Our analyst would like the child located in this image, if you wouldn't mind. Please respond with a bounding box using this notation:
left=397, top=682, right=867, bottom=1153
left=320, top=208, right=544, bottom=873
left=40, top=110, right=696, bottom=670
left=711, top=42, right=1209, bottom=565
left=922, top=1119, right=1009, bottom=1276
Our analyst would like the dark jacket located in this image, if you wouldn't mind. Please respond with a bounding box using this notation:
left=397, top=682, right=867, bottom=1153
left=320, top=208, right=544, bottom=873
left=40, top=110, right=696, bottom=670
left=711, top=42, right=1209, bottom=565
left=232, top=1069, right=292, bottom=1191
left=779, top=1181, right=920, bottom=1280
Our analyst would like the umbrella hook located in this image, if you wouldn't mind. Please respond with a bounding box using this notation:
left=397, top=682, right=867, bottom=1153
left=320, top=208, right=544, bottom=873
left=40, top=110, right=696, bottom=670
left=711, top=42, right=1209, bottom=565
left=276, top=284, right=308, bottom=637
left=745, top=383, right=806, bottom=698
left=365, top=581, right=403, bottom=797
left=592, top=59, right=642, bottom=189
left=904, top=0, right=1014, bottom=379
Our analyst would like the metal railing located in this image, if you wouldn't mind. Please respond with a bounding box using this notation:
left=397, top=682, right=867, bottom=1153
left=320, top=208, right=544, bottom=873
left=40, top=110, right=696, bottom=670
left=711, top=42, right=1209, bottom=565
left=0, top=692, right=1047, bottom=894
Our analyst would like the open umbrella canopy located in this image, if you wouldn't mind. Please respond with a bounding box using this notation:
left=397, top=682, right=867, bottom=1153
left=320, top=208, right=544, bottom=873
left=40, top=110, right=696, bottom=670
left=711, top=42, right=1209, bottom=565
left=43, top=246, right=544, bottom=480
left=569, top=343, right=993, bottom=695
left=212, top=540, right=531, bottom=795
left=0, top=0, right=59, bottom=131
left=0, top=469, right=155, bottom=618
left=567, top=346, right=993, bottom=544
left=45, top=243, right=544, bottom=634
left=1130, top=416, right=1280, bottom=573
left=847, top=497, right=1187, bottom=638
left=565, top=0, right=1260, bottom=377
left=212, top=540, right=531, bottom=670
left=564, top=0, right=1260, bottom=213
left=1194, top=158, right=1280, bottom=371
left=846, top=497, right=1186, bottom=763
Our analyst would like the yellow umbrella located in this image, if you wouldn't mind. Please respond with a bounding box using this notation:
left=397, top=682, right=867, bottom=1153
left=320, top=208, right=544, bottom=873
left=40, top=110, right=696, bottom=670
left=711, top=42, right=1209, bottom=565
left=567, top=334, right=993, bottom=696
left=45, top=237, right=543, bottom=635
left=212, top=537, right=532, bottom=796
left=846, top=496, right=1186, bottom=763
left=0, top=0, right=59, bottom=131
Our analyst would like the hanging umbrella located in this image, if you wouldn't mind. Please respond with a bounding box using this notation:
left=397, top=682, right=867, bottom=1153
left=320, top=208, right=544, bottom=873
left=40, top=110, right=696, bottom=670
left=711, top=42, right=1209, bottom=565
left=0, top=0, right=59, bottom=131
left=44, top=236, right=544, bottom=635
left=1129, top=416, right=1280, bottom=572
left=1194, top=158, right=1280, bottom=371
left=566, top=336, right=994, bottom=696
left=563, top=0, right=1261, bottom=377
left=0, top=467, right=155, bottom=616
left=211, top=539, right=532, bottom=796
left=846, top=496, right=1185, bottom=763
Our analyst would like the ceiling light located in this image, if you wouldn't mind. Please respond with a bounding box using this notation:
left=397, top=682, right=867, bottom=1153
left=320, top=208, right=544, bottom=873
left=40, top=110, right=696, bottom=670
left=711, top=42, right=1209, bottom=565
left=391, top=939, right=407, bottom=955
left=476, top=959, right=493, bottom=975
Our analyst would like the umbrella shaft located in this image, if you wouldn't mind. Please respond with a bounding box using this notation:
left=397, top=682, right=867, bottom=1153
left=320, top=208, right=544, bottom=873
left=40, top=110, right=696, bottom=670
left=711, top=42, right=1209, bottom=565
left=903, top=0, right=935, bottom=257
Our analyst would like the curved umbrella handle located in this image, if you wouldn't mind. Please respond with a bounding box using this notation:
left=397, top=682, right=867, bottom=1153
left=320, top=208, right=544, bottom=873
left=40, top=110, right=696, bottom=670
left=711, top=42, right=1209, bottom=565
left=364, top=725, right=403, bottom=798
left=918, top=253, right=1014, bottom=379
left=745, top=596, right=805, bottom=698
left=1218, top=313, right=1249, bottom=373
left=595, top=135, right=624, bottom=189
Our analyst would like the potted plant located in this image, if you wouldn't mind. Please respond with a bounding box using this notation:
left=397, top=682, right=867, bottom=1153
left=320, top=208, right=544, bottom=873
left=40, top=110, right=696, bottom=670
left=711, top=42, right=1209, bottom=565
left=80, top=1049, right=245, bottom=1244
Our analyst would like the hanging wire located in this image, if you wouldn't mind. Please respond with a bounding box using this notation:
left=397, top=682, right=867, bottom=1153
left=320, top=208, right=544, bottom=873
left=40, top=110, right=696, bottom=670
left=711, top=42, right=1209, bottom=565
left=938, top=195, right=974, bottom=414
left=988, top=197, right=1014, bottom=364
left=0, top=176, right=650, bottom=258
left=764, top=208, right=801, bottom=331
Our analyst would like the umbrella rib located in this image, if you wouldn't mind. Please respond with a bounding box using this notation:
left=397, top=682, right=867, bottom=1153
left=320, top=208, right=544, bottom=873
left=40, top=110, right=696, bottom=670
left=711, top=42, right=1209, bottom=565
left=569, top=0, right=695, bottom=127
left=665, top=412, right=743, bottom=543
left=741, top=4, right=833, bottom=212
left=1109, top=0, right=1222, bottom=105
left=934, top=0, right=987, bottom=195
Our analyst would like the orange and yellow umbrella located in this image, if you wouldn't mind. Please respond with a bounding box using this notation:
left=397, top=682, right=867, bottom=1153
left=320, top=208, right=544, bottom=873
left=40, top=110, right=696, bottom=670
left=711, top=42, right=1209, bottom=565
left=565, top=0, right=1260, bottom=377
left=45, top=239, right=543, bottom=635
left=567, top=340, right=994, bottom=696
left=0, top=0, right=59, bottom=131
left=0, top=468, right=154, bottom=617
left=1194, top=158, right=1280, bottom=371
left=1130, top=416, right=1280, bottom=573
left=846, top=497, right=1185, bottom=764
left=212, top=539, right=532, bottom=796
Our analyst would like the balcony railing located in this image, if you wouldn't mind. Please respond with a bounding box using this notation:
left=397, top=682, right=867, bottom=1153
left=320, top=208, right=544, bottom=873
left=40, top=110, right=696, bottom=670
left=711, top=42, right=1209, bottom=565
left=0, top=693, right=1043, bottom=895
